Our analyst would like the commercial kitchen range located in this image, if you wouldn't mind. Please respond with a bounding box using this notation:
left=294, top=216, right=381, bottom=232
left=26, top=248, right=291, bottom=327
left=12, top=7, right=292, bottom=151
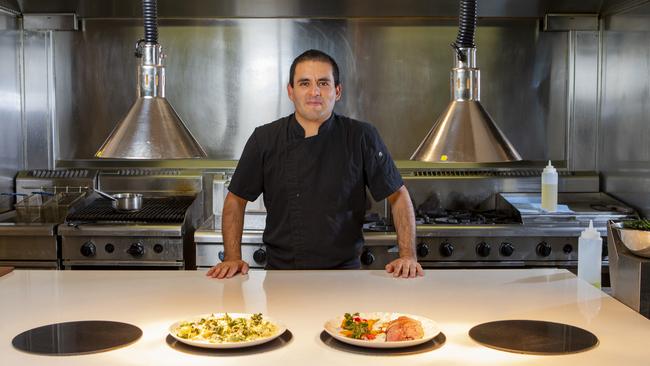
left=0, top=169, right=203, bottom=270
left=196, top=169, right=637, bottom=274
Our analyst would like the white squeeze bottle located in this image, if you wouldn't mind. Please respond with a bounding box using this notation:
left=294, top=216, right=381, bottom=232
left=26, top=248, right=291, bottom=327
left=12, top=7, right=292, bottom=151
left=541, top=160, right=558, bottom=212
left=578, top=220, right=603, bottom=288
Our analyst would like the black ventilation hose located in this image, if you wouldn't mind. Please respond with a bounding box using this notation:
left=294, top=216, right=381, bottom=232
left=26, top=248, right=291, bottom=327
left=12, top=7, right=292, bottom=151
left=142, top=0, right=158, bottom=43
left=454, top=0, right=477, bottom=49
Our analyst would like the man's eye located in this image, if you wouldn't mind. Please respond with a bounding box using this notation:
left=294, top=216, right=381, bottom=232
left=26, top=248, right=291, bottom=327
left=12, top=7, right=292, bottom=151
left=318, top=81, right=330, bottom=87
left=299, top=82, right=309, bottom=87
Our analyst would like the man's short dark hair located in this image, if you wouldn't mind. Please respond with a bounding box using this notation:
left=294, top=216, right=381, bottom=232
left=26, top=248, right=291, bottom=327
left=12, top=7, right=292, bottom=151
left=289, top=49, right=340, bottom=87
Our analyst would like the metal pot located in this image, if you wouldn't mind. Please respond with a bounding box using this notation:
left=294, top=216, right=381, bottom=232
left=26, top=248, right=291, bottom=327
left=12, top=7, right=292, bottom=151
left=95, top=190, right=143, bottom=212
left=111, top=193, right=143, bottom=212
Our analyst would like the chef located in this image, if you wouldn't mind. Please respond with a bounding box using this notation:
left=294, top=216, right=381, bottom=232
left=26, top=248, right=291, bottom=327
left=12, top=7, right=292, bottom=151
left=207, top=49, right=423, bottom=279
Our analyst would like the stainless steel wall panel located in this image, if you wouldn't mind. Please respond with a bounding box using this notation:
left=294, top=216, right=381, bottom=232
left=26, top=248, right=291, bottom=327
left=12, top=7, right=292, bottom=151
left=599, top=13, right=650, bottom=217
left=568, top=31, right=599, bottom=171
left=0, top=12, right=21, bottom=208
left=15, top=0, right=613, bottom=19
left=23, top=30, right=54, bottom=169
left=22, top=13, right=79, bottom=31
left=54, top=18, right=569, bottom=163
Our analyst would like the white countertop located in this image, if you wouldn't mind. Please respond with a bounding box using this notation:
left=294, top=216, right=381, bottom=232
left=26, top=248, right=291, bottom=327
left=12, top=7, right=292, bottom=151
left=1, top=269, right=649, bottom=365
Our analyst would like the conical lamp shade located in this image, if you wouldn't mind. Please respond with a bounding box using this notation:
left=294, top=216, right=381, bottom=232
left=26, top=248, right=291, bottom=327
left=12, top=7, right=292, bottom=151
left=95, top=97, right=207, bottom=159
left=411, top=100, right=521, bottom=163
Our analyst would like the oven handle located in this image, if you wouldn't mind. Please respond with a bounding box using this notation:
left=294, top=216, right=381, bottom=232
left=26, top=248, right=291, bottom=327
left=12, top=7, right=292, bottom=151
left=417, top=260, right=579, bottom=268
left=419, top=261, right=526, bottom=267
left=62, top=260, right=183, bottom=267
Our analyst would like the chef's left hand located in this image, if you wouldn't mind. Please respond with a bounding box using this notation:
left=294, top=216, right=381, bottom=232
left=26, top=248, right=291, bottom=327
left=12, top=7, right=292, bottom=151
left=385, top=256, right=424, bottom=278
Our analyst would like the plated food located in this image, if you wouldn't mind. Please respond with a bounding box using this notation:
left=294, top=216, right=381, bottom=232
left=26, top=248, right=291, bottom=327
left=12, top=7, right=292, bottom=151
left=324, top=312, right=440, bottom=348
left=169, top=313, right=286, bottom=349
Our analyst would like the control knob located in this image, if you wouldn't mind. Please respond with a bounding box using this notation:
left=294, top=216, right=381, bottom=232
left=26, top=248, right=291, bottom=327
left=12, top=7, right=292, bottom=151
left=360, top=249, right=375, bottom=266
left=439, top=242, right=454, bottom=257
left=416, top=243, right=429, bottom=258
left=253, top=248, right=267, bottom=264
left=500, top=242, right=514, bottom=257
left=80, top=241, right=96, bottom=257
left=476, top=242, right=491, bottom=257
left=537, top=242, right=552, bottom=257
left=127, top=242, right=145, bottom=257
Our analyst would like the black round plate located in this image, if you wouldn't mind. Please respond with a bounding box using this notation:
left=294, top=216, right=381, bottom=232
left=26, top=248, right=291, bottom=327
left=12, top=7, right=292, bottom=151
left=12, top=320, right=142, bottom=356
left=469, top=320, right=598, bottom=355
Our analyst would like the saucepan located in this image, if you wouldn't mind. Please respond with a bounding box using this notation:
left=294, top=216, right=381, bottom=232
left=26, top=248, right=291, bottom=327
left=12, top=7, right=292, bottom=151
left=94, top=189, right=143, bottom=212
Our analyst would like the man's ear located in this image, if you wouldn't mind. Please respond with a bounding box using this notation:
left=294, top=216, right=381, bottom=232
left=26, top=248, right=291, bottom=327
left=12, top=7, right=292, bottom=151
left=335, top=84, right=342, bottom=101
left=287, top=83, right=294, bottom=101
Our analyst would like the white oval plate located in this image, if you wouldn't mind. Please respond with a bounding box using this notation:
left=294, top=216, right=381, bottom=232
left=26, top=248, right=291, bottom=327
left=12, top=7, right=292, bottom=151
left=324, top=312, right=440, bottom=349
left=169, top=313, right=286, bottom=349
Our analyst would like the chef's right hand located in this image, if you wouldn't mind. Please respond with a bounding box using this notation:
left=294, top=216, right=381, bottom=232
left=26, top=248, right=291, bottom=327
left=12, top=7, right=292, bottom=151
left=206, top=260, right=249, bottom=279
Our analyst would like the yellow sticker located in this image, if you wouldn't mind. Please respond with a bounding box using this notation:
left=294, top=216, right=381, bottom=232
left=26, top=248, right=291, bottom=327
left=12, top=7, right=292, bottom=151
left=440, top=155, right=448, bottom=161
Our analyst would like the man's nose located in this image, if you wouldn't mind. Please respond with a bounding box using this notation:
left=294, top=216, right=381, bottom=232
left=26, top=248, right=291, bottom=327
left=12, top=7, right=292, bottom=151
left=309, top=85, right=321, bottom=96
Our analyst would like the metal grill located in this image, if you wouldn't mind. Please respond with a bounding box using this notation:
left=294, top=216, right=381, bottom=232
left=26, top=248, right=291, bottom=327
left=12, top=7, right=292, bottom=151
left=411, top=170, right=575, bottom=177
left=29, top=169, right=90, bottom=178
left=66, top=196, right=194, bottom=223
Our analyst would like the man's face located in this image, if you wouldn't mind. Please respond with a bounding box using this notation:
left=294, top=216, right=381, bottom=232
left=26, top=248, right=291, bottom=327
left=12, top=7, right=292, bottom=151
left=287, top=60, right=341, bottom=124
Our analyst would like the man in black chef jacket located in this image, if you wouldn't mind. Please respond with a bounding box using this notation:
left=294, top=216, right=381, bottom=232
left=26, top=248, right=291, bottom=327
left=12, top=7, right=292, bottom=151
left=207, top=49, right=423, bottom=279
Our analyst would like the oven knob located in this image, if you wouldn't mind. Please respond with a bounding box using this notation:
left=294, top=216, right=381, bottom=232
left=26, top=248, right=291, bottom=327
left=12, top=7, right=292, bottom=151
left=127, top=242, right=145, bottom=257
left=218, top=251, right=225, bottom=262
left=439, top=242, right=454, bottom=257
left=360, top=249, right=375, bottom=266
left=563, top=244, right=573, bottom=254
left=104, top=243, right=114, bottom=253
left=80, top=242, right=96, bottom=257
left=416, top=243, right=429, bottom=258
left=153, top=244, right=164, bottom=253
left=537, top=242, right=552, bottom=257
left=500, top=242, right=514, bottom=257
left=476, top=242, right=491, bottom=257
left=253, top=248, right=267, bottom=264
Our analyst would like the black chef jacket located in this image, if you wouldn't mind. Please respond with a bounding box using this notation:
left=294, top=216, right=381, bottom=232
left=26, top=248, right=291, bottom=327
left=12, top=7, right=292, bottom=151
left=228, top=113, right=403, bottom=270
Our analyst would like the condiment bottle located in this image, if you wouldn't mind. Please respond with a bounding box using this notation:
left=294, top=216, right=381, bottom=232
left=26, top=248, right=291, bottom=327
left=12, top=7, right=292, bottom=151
left=541, top=160, right=558, bottom=212
left=578, top=220, right=603, bottom=288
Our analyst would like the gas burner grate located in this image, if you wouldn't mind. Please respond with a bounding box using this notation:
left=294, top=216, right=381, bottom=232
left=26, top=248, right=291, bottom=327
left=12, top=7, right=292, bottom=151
left=66, top=196, right=194, bottom=223
left=415, top=209, right=520, bottom=225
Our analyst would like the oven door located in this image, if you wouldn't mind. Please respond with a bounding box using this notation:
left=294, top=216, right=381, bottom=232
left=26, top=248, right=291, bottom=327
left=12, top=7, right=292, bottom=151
left=62, top=260, right=184, bottom=270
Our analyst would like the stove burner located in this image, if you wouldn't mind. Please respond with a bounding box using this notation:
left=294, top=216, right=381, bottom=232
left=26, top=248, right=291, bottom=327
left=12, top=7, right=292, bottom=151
left=66, top=196, right=194, bottom=223
left=416, top=209, right=519, bottom=225
left=590, top=204, right=635, bottom=214
left=363, top=213, right=394, bottom=232
left=363, top=209, right=520, bottom=231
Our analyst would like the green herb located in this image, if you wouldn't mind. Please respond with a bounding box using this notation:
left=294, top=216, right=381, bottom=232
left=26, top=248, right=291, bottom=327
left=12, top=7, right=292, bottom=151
left=623, top=219, right=650, bottom=231
left=343, top=312, right=357, bottom=328
left=342, top=313, right=372, bottom=339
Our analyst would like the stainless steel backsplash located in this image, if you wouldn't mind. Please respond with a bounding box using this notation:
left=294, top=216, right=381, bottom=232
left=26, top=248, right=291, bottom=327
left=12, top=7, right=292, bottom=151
left=600, top=5, right=650, bottom=217
left=53, top=18, right=569, bottom=161
left=0, top=12, right=22, bottom=209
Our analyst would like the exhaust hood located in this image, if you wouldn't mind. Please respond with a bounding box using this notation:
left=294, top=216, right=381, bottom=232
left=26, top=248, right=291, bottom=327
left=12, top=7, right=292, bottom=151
left=411, top=0, right=521, bottom=163
left=95, top=0, right=206, bottom=160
